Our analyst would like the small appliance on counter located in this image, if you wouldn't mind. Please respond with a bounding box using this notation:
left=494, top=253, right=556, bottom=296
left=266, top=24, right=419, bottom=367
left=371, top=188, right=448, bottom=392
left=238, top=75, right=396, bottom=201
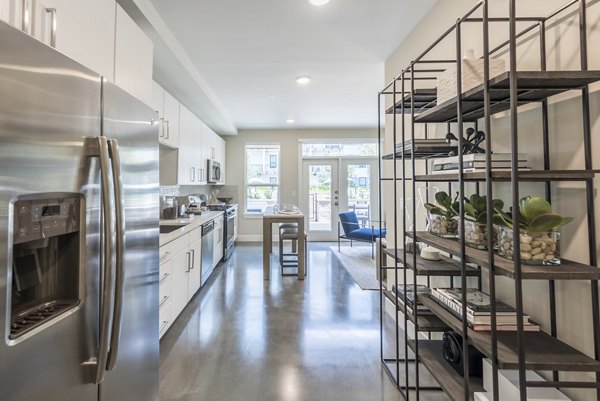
left=186, top=194, right=207, bottom=215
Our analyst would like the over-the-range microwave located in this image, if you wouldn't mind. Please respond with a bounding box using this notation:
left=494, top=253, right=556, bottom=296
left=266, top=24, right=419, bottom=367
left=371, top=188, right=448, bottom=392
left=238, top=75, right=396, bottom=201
left=207, top=159, right=221, bottom=183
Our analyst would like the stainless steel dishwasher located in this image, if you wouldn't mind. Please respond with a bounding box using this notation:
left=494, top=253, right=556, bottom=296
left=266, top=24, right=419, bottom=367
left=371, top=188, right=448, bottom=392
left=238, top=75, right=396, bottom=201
left=201, top=219, right=215, bottom=286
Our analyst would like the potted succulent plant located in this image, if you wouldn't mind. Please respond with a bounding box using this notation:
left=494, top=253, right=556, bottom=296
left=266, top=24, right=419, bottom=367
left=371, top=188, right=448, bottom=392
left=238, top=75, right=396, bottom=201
left=494, top=196, right=573, bottom=265
left=462, top=194, right=503, bottom=250
left=424, top=191, right=459, bottom=238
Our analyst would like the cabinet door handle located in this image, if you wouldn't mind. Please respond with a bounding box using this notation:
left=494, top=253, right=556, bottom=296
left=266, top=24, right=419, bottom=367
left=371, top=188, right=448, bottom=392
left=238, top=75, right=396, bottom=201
left=21, top=0, right=34, bottom=34
left=159, top=320, right=170, bottom=333
left=190, top=249, right=195, bottom=269
left=159, top=295, right=170, bottom=307
left=165, top=120, right=170, bottom=140
left=186, top=251, right=191, bottom=272
left=44, top=8, right=57, bottom=48
left=159, top=118, right=165, bottom=138
left=159, top=272, right=170, bottom=283
left=190, top=167, right=195, bottom=182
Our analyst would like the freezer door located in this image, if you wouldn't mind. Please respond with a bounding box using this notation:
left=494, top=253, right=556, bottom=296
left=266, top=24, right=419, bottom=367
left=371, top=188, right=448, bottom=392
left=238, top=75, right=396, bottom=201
left=99, top=81, right=159, bottom=401
left=0, top=21, right=100, bottom=401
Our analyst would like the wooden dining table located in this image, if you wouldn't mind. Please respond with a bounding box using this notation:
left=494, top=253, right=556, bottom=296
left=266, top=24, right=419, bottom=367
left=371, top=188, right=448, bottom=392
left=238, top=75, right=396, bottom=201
left=262, top=207, right=305, bottom=280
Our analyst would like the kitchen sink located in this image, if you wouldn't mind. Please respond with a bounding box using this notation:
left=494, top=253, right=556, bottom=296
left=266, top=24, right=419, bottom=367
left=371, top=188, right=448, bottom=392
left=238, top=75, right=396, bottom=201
left=159, top=224, right=187, bottom=234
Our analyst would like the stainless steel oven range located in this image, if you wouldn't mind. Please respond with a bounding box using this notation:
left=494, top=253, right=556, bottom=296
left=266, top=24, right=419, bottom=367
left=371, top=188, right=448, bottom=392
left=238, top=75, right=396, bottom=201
left=207, top=203, right=237, bottom=260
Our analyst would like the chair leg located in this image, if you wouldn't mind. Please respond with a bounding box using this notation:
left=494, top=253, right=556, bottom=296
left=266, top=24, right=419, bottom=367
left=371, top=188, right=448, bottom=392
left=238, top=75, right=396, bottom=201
left=279, top=235, right=284, bottom=271
left=292, top=239, right=297, bottom=253
left=371, top=241, right=374, bottom=259
left=350, top=239, right=353, bottom=247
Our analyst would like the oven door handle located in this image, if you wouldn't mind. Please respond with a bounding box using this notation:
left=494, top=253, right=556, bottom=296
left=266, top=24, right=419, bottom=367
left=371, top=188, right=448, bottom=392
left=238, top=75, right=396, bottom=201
left=106, top=138, right=125, bottom=371
left=94, top=137, right=116, bottom=384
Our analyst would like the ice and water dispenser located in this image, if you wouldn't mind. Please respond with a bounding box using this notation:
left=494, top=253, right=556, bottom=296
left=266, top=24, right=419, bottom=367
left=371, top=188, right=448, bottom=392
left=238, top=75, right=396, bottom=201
left=9, top=193, right=84, bottom=342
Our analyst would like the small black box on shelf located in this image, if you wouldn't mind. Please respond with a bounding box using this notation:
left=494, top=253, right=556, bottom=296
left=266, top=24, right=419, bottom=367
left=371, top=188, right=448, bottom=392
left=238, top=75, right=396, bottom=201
left=442, top=330, right=484, bottom=377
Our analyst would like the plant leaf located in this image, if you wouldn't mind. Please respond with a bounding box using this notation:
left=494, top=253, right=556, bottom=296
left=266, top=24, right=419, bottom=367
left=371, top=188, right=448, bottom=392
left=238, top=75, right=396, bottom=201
left=527, top=213, right=565, bottom=233
left=492, top=199, right=504, bottom=211
left=558, top=216, right=574, bottom=227
left=522, top=196, right=552, bottom=222
left=435, top=191, right=451, bottom=209
left=464, top=202, right=476, bottom=218
left=519, top=196, right=531, bottom=218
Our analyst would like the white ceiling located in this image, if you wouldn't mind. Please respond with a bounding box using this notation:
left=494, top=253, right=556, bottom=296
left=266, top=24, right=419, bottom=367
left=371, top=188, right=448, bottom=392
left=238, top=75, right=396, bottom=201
left=127, top=0, right=438, bottom=133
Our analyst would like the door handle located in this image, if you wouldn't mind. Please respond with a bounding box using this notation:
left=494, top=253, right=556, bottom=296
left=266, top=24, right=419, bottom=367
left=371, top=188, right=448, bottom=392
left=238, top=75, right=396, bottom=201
left=21, top=0, right=31, bottom=34
left=159, top=118, right=165, bottom=138
left=106, top=139, right=125, bottom=372
left=165, top=120, right=170, bottom=140
left=92, top=137, right=116, bottom=385
left=186, top=251, right=191, bottom=272
left=190, top=249, right=195, bottom=269
left=190, top=167, right=195, bottom=182
left=44, top=8, right=57, bottom=48
left=159, top=295, right=170, bottom=308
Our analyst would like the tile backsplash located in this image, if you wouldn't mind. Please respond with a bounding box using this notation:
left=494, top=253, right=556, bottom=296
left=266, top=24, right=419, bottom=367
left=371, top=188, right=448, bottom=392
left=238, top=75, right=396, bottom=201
left=160, top=184, right=239, bottom=213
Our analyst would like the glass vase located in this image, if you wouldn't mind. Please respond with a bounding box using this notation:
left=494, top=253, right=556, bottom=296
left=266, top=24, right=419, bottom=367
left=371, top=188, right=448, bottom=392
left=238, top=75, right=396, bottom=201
left=462, top=221, right=495, bottom=250
left=426, top=212, right=458, bottom=238
left=496, top=226, right=560, bottom=265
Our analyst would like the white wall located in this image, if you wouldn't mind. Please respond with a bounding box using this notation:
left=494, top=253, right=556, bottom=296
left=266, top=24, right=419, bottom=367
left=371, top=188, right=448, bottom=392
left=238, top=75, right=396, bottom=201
left=225, top=129, right=377, bottom=240
left=384, top=1, right=600, bottom=399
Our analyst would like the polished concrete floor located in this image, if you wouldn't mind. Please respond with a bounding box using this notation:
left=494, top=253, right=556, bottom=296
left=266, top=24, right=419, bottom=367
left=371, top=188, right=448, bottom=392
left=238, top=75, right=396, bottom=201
left=159, top=242, right=446, bottom=401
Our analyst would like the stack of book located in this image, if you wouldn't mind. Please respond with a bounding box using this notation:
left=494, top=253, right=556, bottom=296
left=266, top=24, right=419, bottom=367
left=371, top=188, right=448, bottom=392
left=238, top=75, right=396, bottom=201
left=431, top=288, right=540, bottom=332
left=395, top=139, right=456, bottom=157
left=431, top=153, right=529, bottom=174
left=391, top=284, right=433, bottom=316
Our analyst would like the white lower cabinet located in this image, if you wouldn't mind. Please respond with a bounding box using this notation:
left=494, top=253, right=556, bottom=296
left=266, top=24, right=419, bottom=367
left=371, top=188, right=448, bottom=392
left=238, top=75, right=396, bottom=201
left=159, top=227, right=202, bottom=339
left=158, top=259, right=173, bottom=338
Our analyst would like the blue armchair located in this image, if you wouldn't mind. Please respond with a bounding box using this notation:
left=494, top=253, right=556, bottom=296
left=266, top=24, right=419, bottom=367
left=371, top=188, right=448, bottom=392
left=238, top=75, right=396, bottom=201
left=338, top=211, right=386, bottom=258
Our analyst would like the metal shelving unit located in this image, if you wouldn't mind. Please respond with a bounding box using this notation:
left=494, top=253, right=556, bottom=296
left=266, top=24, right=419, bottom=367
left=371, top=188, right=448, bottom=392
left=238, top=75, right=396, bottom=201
left=377, top=1, right=600, bottom=401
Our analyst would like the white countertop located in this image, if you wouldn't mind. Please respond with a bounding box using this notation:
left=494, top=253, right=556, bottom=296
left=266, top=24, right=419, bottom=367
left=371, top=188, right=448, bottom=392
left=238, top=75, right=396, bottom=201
left=159, top=211, right=223, bottom=246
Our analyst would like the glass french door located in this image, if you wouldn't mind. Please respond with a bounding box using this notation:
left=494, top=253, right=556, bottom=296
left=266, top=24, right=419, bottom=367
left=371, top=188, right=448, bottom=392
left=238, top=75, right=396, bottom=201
left=339, top=159, right=378, bottom=230
left=302, top=160, right=339, bottom=241
left=301, top=158, right=378, bottom=241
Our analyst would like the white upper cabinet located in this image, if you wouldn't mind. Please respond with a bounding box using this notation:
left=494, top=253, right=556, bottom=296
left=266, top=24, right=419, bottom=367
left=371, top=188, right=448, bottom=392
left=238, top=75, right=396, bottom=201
left=152, top=81, right=180, bottom=148
left=0, top=0, right=22, bottom=29
left=114, top=5, right=153, bottom=105
left=162, top=90, right=180, bottom=148
left=39, top=0, right=116, bottom=80
left=216, top=136, right=226, bottom=184
left=1, top=1, right=153, bottom=104
left=1, top=0, right=57, bottom=47
left=177, top=105, right=196, bottom=185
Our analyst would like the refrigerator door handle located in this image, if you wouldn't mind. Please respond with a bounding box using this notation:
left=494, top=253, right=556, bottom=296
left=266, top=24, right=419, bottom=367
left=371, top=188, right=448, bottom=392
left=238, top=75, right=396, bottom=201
left=95, top=136, right=116, bottom=384
left=107, top=138, right=125, bottom=372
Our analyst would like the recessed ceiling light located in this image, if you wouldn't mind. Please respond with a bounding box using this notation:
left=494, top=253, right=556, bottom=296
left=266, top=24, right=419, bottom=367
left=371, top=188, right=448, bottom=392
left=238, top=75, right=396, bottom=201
left=296, top=75, right=311, bottom=85
left=307, top=0, right=330, bottom=5
left=286, top=119, right=296, bottom=124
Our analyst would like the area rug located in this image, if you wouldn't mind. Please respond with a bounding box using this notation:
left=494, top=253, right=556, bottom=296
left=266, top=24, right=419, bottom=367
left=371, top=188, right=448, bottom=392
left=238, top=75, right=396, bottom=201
left=329, top=245, right=379, bottom=290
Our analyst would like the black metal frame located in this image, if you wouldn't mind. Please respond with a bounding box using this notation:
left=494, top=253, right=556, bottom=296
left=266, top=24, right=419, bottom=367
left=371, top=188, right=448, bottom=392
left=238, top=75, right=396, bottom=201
left=377, top=1, right=600, bottom=401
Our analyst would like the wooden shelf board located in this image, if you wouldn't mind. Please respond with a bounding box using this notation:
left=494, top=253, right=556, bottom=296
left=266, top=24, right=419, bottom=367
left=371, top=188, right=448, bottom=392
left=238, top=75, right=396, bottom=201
left=408, top=340, right=484, bottom=401
left=384, top=290, right=449, bottom=332
left=386, top=88, right=438, bottom=114
left=414, top=170, right=597, bottom=182
left=410, top=232, right=600, bottom=280
left=384, top=248, right=481, bottom=277
left=413, top=71, right=600, bottom=123
left=420, top=295, right=600, bottom=372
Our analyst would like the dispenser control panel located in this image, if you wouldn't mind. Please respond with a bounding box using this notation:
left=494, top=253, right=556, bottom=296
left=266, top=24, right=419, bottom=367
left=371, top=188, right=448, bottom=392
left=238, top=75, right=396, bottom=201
left=13, top=194, right=82, bottom=244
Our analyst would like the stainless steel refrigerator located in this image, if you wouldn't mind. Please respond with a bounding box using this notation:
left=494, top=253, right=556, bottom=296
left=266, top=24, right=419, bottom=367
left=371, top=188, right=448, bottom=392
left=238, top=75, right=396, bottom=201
left=0, top=20, right=159, bottom=401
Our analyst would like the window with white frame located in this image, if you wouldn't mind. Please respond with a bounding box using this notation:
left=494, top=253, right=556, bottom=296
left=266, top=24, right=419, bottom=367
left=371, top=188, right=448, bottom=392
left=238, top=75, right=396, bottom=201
left=245, top=144, right=280, bottom=214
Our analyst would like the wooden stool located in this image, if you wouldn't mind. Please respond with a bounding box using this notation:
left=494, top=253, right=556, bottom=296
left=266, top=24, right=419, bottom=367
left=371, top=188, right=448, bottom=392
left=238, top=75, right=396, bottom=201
left=278, top=223, right=298, bottom=252
left=279, top=227, right=307, bottom=276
